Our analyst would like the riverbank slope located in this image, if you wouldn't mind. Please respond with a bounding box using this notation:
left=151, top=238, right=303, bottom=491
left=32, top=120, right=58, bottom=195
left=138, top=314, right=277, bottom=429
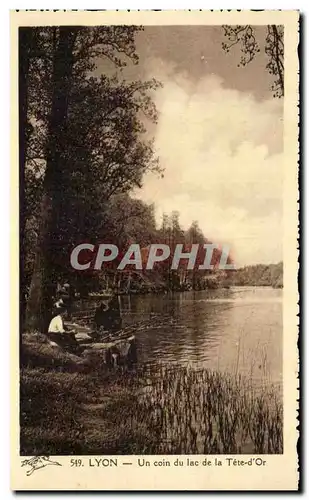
left=20, top=333, right=283, bottom=455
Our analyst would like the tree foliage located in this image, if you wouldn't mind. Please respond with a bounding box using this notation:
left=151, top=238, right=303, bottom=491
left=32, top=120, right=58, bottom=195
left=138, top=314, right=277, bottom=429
left=227, top=262, right=283, bottom=288
left=22, top=25, right=237, bottom=331
left=22, top=26, right=161, bottom=329
left=222, top=25, right=284, bottom=97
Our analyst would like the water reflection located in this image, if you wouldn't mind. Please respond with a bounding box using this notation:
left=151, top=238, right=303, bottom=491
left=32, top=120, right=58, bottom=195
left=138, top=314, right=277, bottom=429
left=120, top=287, right=282, bottom=388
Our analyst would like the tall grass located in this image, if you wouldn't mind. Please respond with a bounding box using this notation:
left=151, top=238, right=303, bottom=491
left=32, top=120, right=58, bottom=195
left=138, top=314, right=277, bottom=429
left=20, top=337, right=283, bottom=455
left=109, top=365, right=283, bottom=454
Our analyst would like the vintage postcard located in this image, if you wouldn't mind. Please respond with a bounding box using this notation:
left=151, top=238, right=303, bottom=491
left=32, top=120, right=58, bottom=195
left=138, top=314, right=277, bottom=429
left=11, top=10, right=299, bottom=491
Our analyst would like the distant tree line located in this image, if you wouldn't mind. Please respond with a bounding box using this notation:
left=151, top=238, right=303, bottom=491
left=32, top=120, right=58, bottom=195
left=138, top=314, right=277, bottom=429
left=35, top=201, right=232, bottom=298
left=227, top=262, right=283, bottom=288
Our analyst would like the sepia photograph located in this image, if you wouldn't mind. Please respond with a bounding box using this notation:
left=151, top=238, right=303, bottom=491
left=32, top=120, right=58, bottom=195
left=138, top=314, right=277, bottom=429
left=11, top=9, right=299, bottom=491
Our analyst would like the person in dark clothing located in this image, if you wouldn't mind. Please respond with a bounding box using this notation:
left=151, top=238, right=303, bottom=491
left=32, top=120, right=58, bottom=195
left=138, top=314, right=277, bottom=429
left=93, top=301, right=110, bottom=330
left=108, top=295, right=122, bottom=331
left=58, top=283, right=72, bottom=319
left=93, top=296, right=122, bottom=333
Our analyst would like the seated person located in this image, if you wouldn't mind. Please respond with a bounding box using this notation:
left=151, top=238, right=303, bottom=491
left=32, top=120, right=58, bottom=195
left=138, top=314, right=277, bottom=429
left=47, top=306, right=80, bottom=351
left=108, top=296, right=122, bottom=331
left=94, top=297, right=122, bottom=333
left=93, top=301, right=109, bottom=329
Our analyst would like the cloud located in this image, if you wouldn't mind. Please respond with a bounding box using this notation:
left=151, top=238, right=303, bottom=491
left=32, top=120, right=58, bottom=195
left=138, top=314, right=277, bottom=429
left=135, top=58, right=283, bottom=266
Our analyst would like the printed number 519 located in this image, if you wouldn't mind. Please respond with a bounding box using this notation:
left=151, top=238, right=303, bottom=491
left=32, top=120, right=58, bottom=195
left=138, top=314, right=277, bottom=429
left=70, top=459, right=83, bottom=467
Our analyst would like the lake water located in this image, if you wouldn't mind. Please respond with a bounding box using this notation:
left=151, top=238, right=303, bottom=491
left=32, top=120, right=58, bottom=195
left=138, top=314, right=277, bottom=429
left=119, top=287, right=282, bottom=389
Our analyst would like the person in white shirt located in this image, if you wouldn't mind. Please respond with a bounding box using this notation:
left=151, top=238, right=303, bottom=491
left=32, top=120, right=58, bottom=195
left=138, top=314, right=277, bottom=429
left=48, top=312, right=65, bottom=334
left=47, top=306, right=78, bottom=351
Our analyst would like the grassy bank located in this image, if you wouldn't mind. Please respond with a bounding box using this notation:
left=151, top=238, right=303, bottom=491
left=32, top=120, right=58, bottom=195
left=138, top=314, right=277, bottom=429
left=20, top=334, right=283, bottom=455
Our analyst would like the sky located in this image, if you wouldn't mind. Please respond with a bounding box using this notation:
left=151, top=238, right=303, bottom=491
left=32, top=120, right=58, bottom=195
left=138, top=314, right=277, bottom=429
left=98, top=26, right=283, bottom=267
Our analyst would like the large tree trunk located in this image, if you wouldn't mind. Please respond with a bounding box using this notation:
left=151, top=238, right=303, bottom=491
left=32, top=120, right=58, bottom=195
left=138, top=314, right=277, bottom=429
left=19, top=28, right=33, bottom=333
left=26, top=27, right=78, bottom=332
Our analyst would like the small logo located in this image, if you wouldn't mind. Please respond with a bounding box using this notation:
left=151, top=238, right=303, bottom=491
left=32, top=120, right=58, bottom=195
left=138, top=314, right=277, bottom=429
left=21, top=456, right=62, bottom=476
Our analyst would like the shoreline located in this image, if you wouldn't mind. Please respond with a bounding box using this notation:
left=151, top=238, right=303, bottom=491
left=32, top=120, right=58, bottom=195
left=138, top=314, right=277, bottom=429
left=20, top=333, right=283, bottom=456
left=81, top=283, right=283, bottom=301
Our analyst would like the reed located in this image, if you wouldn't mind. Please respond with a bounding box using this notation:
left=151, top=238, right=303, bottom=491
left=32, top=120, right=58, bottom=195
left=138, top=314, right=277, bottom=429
left=109, top=365, right=283, bottom=454
left=20, top=347, right=283, bottom=455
